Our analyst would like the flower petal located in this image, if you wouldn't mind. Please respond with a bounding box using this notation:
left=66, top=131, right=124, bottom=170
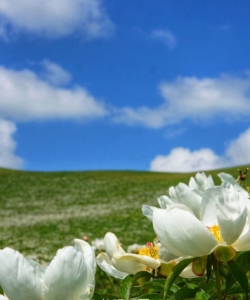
left=232, top=217, right=250, bottom=251
left=200, top=186, right=221, bottom=226
left=43, top=241, right=93, bottom=300
left=158, top=195, right=173, bottom=208
left=158, top=245, right=179, bottom=263
left=112, top=253, right=160, bottom=274
left=152, top=206, right=218, bottom=257
left=180, top=264, right=199, bottom=278
left=96, top=252, right=128, bottom=279
left=74, top=239, right=96, bottom=299
left=218, top=172, right=235, bottom=184
left=142, top=205, right=155, bottom=222
left=216, top=184, right=247, bottom=245
left=0, top=248, right=43, bottom=300
left=103, top=232, right=126, bottom=259
left=189, top=172, right=214, bottom=194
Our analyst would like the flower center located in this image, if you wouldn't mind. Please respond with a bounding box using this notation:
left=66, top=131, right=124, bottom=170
left=208, top=224, right=222, bottom=243
left=138, top=242, right=159, bottom=259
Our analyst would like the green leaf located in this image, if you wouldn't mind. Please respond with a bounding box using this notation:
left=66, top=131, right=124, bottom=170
left=134, top=293, right=165, bottom=299
left=195, top=290, right=208, bottom=300
left=92, top=293, right=118, bottom=300
left=119, top=275, right=133, bottom=300
left=163, top=258, right=193, bottom=299
left=227, top=260, right=249, bottom=300
left=219, top=286, right=250, bottom=300
left=198, top=279, right=216, bottom=294
left=235, top=250, right=250, bottom=272
left=119, top=271, right=155, bottom=299
left=225, top=250, right=250, bottom=296
left=138, top=278, right=165, bottom=293
left=132, top=270, right=153, bottom=286
left=171, top=286, right=200, bottom=300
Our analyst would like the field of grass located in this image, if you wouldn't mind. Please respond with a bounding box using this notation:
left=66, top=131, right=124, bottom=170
left=0, top=166, right=248, bottom=296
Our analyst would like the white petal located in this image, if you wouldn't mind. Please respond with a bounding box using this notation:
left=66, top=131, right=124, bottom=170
left=96, top=253, right=128, bottom=279
left=43, top=243, right=91, bottom=300
left=232, top=217, right=250, bottom=251
left=189, top=172, right=214, bottom=194
left=200, top=186, right=221, bottom=226
left=111, top=252, right=160, bottom=274
left=0, top=295, right=9, bottom=300
left=158, top=246, right=179, bottom=263
left=152, top=207, right=218, bottom=257
left=142, top=205, right=155, bottom=222
left=0, top=248, right=43, bottom=300
left=216, top=184, right=247, bottom=245
left=218, top=173, right=249, bottom=198
left=180, top=265, right=199, bottom=278
left=157, top=195, right=173, bottom=208
left=74, top=239, right=96, bottom=300
left=218, top=172, right=235, bottom=184
left=103, top=232, right=126, bottom=259
left=174, top=189, right=202, bottom=219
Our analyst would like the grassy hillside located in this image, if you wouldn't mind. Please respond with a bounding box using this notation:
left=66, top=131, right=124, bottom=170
left=0, top=166, right=248, bottom=295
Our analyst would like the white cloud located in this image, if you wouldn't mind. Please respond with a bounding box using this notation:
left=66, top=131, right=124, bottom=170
left=150, top=127, right=250, bottom=172
left=0, top=119, right=24, bottom=169
left=151, top=29, right=177, bottom=49
left=0, top=65, right=108, bottom=121
left=113, top=73, right=250, bottom=128
left=225, top=127, right=250, bottom=166
left=150, top=148, right=223, bottom=172
left=0, top=0, right=114, bottom=39
left=40, top=60, right=72, bottom=86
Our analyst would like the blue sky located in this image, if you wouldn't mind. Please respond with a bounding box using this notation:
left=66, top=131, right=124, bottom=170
left=0, top=0, right=250, bottom=172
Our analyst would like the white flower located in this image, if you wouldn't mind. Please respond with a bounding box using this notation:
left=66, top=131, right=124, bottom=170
left=91, top=238, right=105, bottom=251
left=157, top=172, right=215, bottom=219
left=96, top=232, right=160, bottom=279
left=0, top=239, right=96, bottom=300
left=127, top=243, right=145, bottom=254
left=143, top=173, right=250, bottom=261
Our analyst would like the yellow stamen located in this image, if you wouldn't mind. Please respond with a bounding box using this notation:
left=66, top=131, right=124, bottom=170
left=138, top=242, right=159, bottom=259
left=208, top=224, right=222, bottom=243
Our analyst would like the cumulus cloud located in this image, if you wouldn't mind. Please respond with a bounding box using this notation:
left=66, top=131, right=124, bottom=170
left=150, top=148, right=223, bottom=172
left=0, top=64, right=108, bottom=121
left=151, top=29, right=177, bottom=50
left=0, top=119, right=24, bottom=169
left=225, top=127, right=250, bottom=166
left=150, top=127, right=250, bottom=172
left=0, top=0, right=114, bottom=39
left=113, top=73, right=250, bottom=128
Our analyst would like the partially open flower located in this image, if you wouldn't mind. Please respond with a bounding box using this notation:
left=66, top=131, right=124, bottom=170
left=96, top=232, right=160, bottom=279
left=0, top=239, right=96, bottom=300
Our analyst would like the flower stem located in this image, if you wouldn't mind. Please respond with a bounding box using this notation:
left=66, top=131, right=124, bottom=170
left=213, top=257, right=222, bottom=300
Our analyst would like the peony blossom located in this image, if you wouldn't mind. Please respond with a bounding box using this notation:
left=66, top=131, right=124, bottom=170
left=91, top=238, right=105, bottom=252
left=143, top=172, right=250, bottom=262
left=0, top=239, right=96, bottom=300
left=96, top=232, right=160, bottom=279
